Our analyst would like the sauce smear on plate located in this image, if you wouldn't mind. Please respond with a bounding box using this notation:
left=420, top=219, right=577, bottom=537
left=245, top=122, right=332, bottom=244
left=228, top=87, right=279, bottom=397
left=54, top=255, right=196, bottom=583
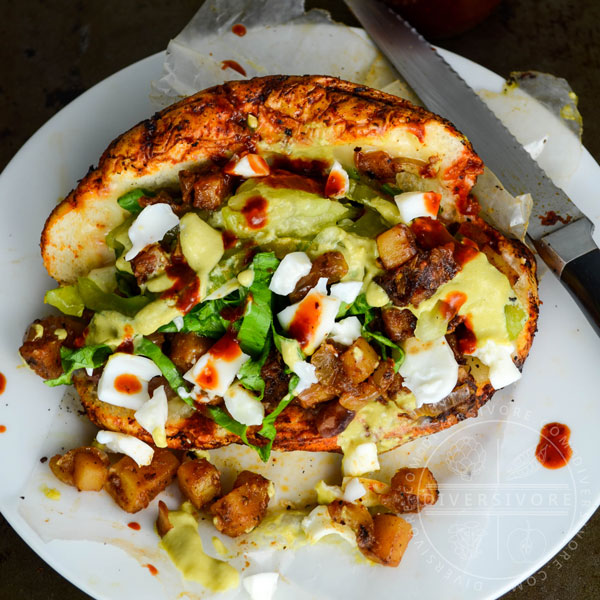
left=0, top=372, right=6, bottom=394
left=536, top=422, right=572, bottom=469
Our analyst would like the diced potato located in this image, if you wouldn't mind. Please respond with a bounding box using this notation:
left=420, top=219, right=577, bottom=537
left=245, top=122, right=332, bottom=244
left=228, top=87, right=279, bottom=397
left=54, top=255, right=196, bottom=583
left=361, top=514, right=413, bottom=567
left=177, top=458, right=221, bottom=510
left=211, top=471, right=271, bottom=537
left=369, top=358, right=396, bottom=392
left=49, top=447, right=109, bottom=491
left=376, top=224, right=417, bottom=270
left=339, top=380, right=380, bottom=412
left=380, top=467, right=439, bottom=513
left=156, top=500, right=173, bottom=537
left=340, top=337, right=380, bottom=385
left=73, top=451, right=110, bottom=491
left=104, top=448, right=180, bottom=514
left=327, top=500, right=374, bottom=549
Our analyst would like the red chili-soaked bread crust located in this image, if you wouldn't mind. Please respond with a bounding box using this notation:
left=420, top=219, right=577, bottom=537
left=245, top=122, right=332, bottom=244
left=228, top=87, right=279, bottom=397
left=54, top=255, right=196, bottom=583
left=41, top=75, right=482, bottom=285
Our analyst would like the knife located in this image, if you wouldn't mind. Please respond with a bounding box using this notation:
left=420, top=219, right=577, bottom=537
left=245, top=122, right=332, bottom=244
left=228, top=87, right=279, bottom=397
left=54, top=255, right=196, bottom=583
left=345, top=0, right=600, bottom=337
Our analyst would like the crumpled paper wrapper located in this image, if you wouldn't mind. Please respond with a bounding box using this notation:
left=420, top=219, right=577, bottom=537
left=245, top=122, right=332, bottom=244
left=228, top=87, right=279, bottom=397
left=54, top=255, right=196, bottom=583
left=18, top=2, right=584, bottom=597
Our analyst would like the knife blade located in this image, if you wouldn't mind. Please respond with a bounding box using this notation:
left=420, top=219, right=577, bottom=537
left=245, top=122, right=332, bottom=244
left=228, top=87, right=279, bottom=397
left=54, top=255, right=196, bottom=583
left=345, top=0, right=600, bottom=337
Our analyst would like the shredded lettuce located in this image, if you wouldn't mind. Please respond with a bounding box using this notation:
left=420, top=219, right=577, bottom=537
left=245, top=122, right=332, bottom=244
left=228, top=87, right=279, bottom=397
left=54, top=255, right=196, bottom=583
left=134, top=337, right=192, bottom=405
left=237, top=337, right=271, bottom=400
left=45, top=278, right=152, bottom=319
left=45, top=344, right=112, bottom=387
left=348, top=294, right=405, bottom=372
left=237, top=252, right=279, bottom=357
left=117, top=189, right=153, bottom=214
left=208, top=374, right=299, bottom=462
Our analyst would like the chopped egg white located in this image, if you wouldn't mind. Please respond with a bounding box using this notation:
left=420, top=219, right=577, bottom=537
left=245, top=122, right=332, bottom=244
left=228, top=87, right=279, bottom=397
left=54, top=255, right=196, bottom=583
left=224, top=154, right=270, bottom=177
left=173, top=316, right=184, bottom=331
left=134, top=385, right=168, bottom=448
left=341, top=477, right=390, bottom=508
left=125, top=204, right=179, bottom=261
left=301, top=505, right=356, bottom=546
left=269, top=251, right=312, bottom=296
left=292, top=360, right=318, bottom=394
left=329, top=281, right=362, bottom=304
left=394, top=191, right=441, bottom=223
left=205, top=278, right=241, bottom=301
left=399, top=336, right=458, bottom=408
left=95, top=431, right=154, bottom=467
left=342, top=478, right=367, bottom=502
left=329, top=316, right=362, bottom=346
left=243, top=572, right=279, bottom=600
left=183, top=334, right=250, bottom=397
left=97, top=353, right=162, bottom=411
left=342, top=442, right=380, bottom=477
left=473, top=340, right=521, bottom=389
left=223, top=383, right=264, bottom=426
left=325, top=160, right=350, bottom=199
left=277, top=281, right=341, bottom=355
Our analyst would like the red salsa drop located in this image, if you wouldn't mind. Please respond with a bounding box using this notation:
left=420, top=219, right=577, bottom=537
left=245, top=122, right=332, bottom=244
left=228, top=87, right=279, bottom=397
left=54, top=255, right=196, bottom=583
left=440, top=291, right=467, bottom=320
left=164, top=259, right=200, bottom=313
left=0, top=372, right=5, bottom=395
left=289, top=295, right=323, bottom=350
left=231, top=23, right=246, bottom=36
left=222, top=230, right=238, bottom=250
left=0, top=425, right=6, bottom=434
left=114, top=374, right=142, bottom=395
left=143, top=564, right=158, bottom=576
left=325, top=170, right=347, bottom=198
left=536, top=422, right=572, bottom=469
left=128, top=521, right=141, bottom=530
left=242, top=195, right=268, bottom=230
left=456, top=319, right=477, bottom=355
left=221, top=60, right=247, bottom=77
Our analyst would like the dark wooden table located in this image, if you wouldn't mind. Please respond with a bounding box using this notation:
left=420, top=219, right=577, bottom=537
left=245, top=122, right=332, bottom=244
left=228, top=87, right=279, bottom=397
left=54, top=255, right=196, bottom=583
left=1, top=1, right=599, bottom=598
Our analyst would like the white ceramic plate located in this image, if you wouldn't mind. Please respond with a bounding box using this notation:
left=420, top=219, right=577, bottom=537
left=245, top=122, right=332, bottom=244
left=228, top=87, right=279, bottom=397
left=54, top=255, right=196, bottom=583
left=1, top=43, right=599, bottom=600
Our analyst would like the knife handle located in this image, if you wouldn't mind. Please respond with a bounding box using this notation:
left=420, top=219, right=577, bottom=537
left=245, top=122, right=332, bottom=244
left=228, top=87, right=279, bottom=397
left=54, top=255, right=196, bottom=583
left=561, top=248, right=600, bottom=337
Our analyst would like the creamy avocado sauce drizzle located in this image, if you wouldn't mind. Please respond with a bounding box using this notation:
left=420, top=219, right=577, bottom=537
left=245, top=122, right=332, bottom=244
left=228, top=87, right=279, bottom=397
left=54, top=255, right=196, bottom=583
left=160, top=503, right=239, bottom=592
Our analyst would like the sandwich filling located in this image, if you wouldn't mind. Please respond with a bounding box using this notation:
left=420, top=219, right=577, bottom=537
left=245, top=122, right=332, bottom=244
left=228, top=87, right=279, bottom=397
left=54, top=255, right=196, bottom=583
left=22, top=149, right=526, bottom=463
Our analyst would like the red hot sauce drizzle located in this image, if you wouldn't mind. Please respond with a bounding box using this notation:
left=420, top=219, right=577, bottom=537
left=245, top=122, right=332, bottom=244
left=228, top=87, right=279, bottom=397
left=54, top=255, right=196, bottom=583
left=536, top=423, right=572, bottom=469
left=222, top=230, right=238, bottom=250
left=221, top=60, right=246, bottom=77
left=231, top=23, right=246, bottom=36
left=0, top=372, right=5, bottom=395
left=163, top=259, right=200, bottom=313
left=324, top=170, right=347, bottom=198
left=114, top=374, right=142, bottom=395
left=242, top=196, right=268, bottom=230
left=0, top=425, right=6, bottom=434
left=456, top=318, right=477, bottom=355
left=143, top=564, right=159, bottom=576
left=289, top=295, right=323, bottom=351
left=128, top=521, right=141, bottom=531
left=440, top=291, right=467, bottom=321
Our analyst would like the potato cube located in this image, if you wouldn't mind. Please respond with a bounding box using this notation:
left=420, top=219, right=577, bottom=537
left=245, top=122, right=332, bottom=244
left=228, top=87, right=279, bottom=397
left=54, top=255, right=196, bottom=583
left=376, top=224, right=416, bottom=270
left=327, top=500, right=374, bottom=550
left=380, top=467, right=439, bottom=513
left=362, top=514, right=413, bottom=567
left=49, top=447, right=109, bottom=491
left=104, top=448, right=180, bottom=514
left=73, top=451, right=109, bottom=491
left=340, top=337, right=379, bottom=385
left=211, top=471, right=271, bottom=537
left=156, top=500, right=173, bottom=538
left=177, top=458, right=221, bottom=510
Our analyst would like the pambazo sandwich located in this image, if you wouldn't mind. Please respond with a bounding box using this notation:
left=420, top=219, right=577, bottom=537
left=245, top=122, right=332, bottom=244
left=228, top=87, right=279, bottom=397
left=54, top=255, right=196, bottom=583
left=20, top=75, right=538, bottom=467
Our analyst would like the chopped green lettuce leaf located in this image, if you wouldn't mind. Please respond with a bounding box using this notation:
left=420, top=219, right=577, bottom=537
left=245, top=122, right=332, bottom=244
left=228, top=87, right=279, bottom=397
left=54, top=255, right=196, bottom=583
left=45, top=344, right=112, bottom=387
left=238, top=252, right=279, bottom=357
left=207, top=374, right=299, bottom=462
left=348, top=294, right=405, bottom=372
left=134, top=337, right=192, bottom=405
left=105, top=215, right=135, bottom=259
left=45, top=286, right=85, bottom=317
left=117, top=189, right=154, bottom=214
left=237, top=337, right=271, bottom=400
